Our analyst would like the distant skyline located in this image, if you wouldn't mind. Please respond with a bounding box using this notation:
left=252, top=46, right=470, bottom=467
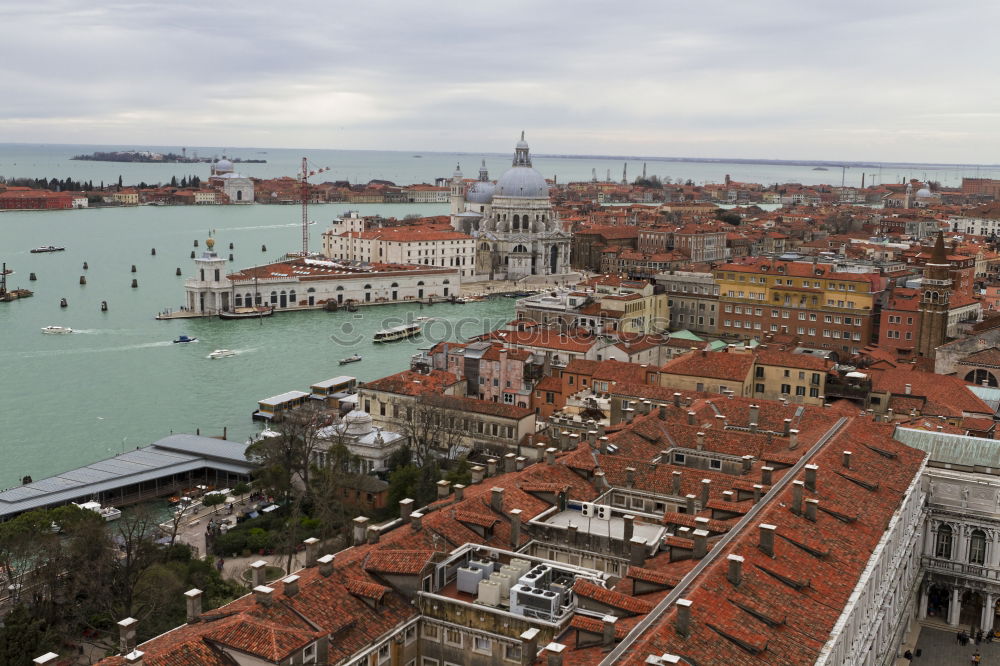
left=2, top=1, right=999, bottom=164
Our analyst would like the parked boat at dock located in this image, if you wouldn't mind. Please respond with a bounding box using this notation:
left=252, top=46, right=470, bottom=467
left=219, top=306, right=274, bottom=320
left=74, top=500, right=122, bottom=522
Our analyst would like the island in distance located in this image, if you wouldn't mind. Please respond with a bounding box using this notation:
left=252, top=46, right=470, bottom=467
left=71, top=150, right=266, bottom=164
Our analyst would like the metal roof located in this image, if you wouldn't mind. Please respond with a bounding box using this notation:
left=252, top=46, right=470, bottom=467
left=968, top=385, right=1000, bottom=412
left=0, top=435, right=252, bottom=519
left=894, top=427, right=1000, bottom=468
left=258, top=390, right=310, bottom=405
left=310, top=376, right=356, bottom=390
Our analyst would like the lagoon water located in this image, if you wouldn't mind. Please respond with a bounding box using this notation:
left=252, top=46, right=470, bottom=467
left=1, top=142, right=998, bottom=490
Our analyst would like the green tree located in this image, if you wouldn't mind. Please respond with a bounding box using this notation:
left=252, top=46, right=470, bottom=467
left=0, top=603, right=52, bottom=665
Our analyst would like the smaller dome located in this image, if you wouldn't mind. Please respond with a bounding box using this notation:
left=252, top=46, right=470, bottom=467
left=466, top=180, right=496, bottom=204
left=342, top=410, right=373, bottom=435
left=916, top=186, right=933, bottom=198
left=214, top=158, right=234, bottom=173
left=206, top=237, right=215, bottom=249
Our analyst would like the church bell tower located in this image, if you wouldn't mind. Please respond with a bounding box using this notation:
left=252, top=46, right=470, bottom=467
left=915, top=231, right=951, bottom=359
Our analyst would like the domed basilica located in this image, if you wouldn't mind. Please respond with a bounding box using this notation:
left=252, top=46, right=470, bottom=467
left=449, top=133, right=571, bottom=280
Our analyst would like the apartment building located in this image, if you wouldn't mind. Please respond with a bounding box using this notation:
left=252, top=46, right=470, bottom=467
left=321, top=226, right=477, bottom=279
left=655, top=271, right=719, bottom=335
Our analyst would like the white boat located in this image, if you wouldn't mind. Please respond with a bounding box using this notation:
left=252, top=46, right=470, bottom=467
left=208, top=349, right=236, bottom=359
left=339, top=354, right=362, bottom=365
left=373, top=322, right=421, bottom=343
left=41, top=325, right=73, bottom=334
left=74, top=500, right=122, bottom=522
left=414, top=316, right=431, bottom=322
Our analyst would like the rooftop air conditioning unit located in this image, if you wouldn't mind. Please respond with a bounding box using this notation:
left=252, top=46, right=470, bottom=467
left=581, top=502, right=595, bottom=517
left=457, top=566, right=484, bottom=595
left=490, top=571, right=514, bottom=600
left=509, top=558, right=533, bottom=579
left=595, top=504, right=611, bottom=520
left=477, top=579, right=501, bottom=607
left=510, top=584, right=561, bottom=621
left=470, top=558, right=496, bottom=574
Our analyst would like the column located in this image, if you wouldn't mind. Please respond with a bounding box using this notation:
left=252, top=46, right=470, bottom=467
left=956, top=525, right=969, bottom=564
left=949, top=587, right=962, bottom=626
left=923, top=524, right=934, bottom=557
left=983, top=593, right=995, bottom=635
left=919, top=584, right=930, bottom=620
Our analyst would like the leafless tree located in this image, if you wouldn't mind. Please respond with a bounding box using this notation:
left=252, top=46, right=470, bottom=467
left=392, top=395, right=466, bottom=466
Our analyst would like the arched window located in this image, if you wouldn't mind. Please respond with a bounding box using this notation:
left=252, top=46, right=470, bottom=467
left=970, top=529, right=987, bottom=565
left=270, top=291, right=278, bottom=304
left=364, top=284, right=372, bottom=290
left=965, top=369, right=999, bottom=387
left=245, top=293, right=253, bottom=305
left=417, top=281, right=424, bottom=286
left=513, top=214, right=520, bottom=229
left=289, top=289, right=296, bottom=303
left=513, top=244, right=528, bottom=253
left=391, top=282, right=399, bottom=288
left=935, top=524, right=953, bottom=559
left=336, top=286, right=344, bottom=291
left=234, top=293, right=243, bottom=307
left=443, top=279, right=450, bottom=284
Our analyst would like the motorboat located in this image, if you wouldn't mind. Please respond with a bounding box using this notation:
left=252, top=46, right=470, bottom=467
left=208, top=349, right=236, bottom=359
left=373, top=322, right=421, bottom=343
left=74, top=501, right=122, bottom=522
left=339, top=354, right=362, bottom=365
left=41, top=325, right=73, bottom=334
left=219, top=306, right=273, bottom=320
left=173, top=334, right=198, bottom=343
left=414, top=316, right=431, bottom=322
left=30, top=246, right=65, bottom=253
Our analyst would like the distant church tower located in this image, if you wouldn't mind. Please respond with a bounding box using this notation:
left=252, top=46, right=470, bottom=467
left=916, top=231, right=951, bottom=358
left=449, top=164, right=465, bottom=218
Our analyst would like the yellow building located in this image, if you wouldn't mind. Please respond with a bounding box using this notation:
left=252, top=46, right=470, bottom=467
left=110, top=189, right=139, bottom=205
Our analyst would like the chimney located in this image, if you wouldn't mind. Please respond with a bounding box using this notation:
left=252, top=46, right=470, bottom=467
left=410, top=512, right=423, bottom=531
left=804, top=464, right=818, bottom=492
left=594, top=469, right=608, bottom=489
left=303, top=536, right=320, bottom=566
left=453, top=484, right=465, bottom=501
left=622, top=514, right=635, bottom=542
left=904, top=383, right=912, bottom=395
left=788, top=429, right=799, bottom=449
left=520, top=628, right=540, bottom=666
left=673, top=392, right=682, bottom=407
left=587, top=430, right=598, bottom=446
left=33, top=655, right=60, bottom=665
left=761, top=466, right=773, bottom=485
left=671, top=470, right=682, bottom=495
left=510, top=508, right=522, bottom=548
left=675, top=599, right=692, bottom=638
left=741, top=455, right=753, bottom=474
left=282, top=574, right=300, bottom=597
left=887, top=407, right=894, bottom=421
left=253, top=585, right=274, bottom=607
left=753, top=484, right=763, bottom=504
left=805, top=498, right=819, bottom=522
left=700, top=478, right=711, bottom=506
left=250, top=559, right=268, bottom=588
left=629, top=537, right=647, bottom=566
left=353, top=516, right=370, bottom=545
left=118, top=617, right=138, bottom=655
left=546, top=447, right=557, bottom=465
left=471, top=465, right=485, bottom=484
left=437, top=479, right=451, bottom=500
left=759, top=523, right=776, bottom=557
left=602, top=615, right=618, bottom=646
left=727, top=554, right=744, bottom=586
left=486, top=458, right=498, bottom=476
left=491, top=487, right=505, bottom=513
left=692, top=529, right=708, bottom=558
left=842, top=451, right=851, bottom=468
left=749, top=404, right=759, bottom=428
left=399, top=498, right=415, bottom=522
left=567, top=523, right=578, bottom=545
left=516, top=456, right=527, bottom=471
left=791, top=480, right=804, bottom=516
left=367, top=526, right=379, bottom=544
left=687, top=411, right=696, bottom=425
left=626, top=467, right=636, bottom=488
left=124, top=652, right=144, bottom=666
left=504, top=453, right=517, bottom=474
left=685, top=494, right=696, bottom=514
left=658, top=404, right=667, bottom=419
left=599, top=436, right=609, bottom=454
left=184, top=588, right=202, bottom=623
left=318, top=554, right=334, bottom=577
left=624, top=407, right=635, bottom=424
left=545, top=642, right=567, bottom=666
left=696, top=432, right=705, bottom=450
left=722, top=490, right=734, bottom=502
left=714, top=414, right=726, bottom=427
left=783, top=418, right=792, bottom=436
left=640, top=400, right=652, bottom=414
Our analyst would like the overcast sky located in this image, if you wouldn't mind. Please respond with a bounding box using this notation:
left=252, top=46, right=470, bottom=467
left=2, top=1, right=998, bottom=163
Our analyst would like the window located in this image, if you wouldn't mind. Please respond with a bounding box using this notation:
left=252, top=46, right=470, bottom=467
left=709, top=459, right=722, bottom=470
left=505, top=644, right=523, bottom=662
left=970, top=529, right=987, bottom=565
left=781, top=384, right=791, bottom=395
left=378, top=643, right=391, bottom=665
left=474, top=637, right=492, bottom=655
left=935, top=524, right=953, bottom=559
left=809, top=387, right=819, bottom=398
left=445, top=628, right=462, bottom=647
left=795, top=386, right=806, bottom=396
left=755, top=383, right=765, bottom=393
left=422, top=624, right=439, bottom=640
left=673, top=452, right=686, bottom=464
left=422, top=659, right=440, bottom=666
left=303, top=643, right=317, bottom=664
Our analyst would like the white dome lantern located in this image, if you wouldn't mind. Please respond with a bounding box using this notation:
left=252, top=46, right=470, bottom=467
left=495, top=132, right=548, bottom=199
left=342, top=410, right=374, bottom=436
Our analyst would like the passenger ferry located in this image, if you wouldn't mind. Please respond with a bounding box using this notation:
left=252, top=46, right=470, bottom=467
left=373, top=322, right=421, bottom=343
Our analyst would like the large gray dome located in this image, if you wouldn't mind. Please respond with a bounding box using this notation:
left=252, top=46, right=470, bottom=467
left=496, top=167, right=548, bottom=199
left=466, top=180, right=496, bottom=204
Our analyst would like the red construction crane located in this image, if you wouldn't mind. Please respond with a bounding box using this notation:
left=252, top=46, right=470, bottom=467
left=297, top=157, right=330, bottom=256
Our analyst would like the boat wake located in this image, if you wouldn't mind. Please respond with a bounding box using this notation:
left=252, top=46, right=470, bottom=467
left=73, top=328, right=144, bottom=336
left=220, top=223, right=300, bottom=232
left=18, top=341, right=174, bottom=357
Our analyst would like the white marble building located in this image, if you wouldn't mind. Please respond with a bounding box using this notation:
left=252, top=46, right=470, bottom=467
left=208, top=158, right=254, bottom=203
left=316, top=410, right=406, bottom=474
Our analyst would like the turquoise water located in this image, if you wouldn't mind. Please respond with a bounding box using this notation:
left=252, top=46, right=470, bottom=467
left=0, top=203, right=518, bottom=489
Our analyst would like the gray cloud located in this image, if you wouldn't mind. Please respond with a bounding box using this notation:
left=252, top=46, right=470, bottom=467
left=1, top=0, right=998, bottom=163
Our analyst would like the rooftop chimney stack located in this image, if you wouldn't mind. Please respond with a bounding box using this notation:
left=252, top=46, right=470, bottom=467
left=250, top=560, right=268, bottom=588
left=303, top=537, right=320, bottom=566
left=788, top=429, right=799, bottom=449
left=546, top=447, right=557, bottom=465
left=253, top=585, right=274, bottom=607
left=696, top=432, right=705, bottom=449
left=759, top=523, right=776, bottom=557
left=602, top=615, right=618, bottom=646
left=545, top=642, right=567, bottom=666
left=399, top=498, right=415, bottom=522
left=842, top=451, right=852, bottom=468
left=761, top=466, right=773, bottom=485
left=783, top=418, right=792, bottom=436
left=623, top=514, right=635, bottom=543
left=318, top=554, right=335, bottom=577
left=504, top=453, right=517, bottom=474
left=118, top=617, right=138, bottom=655
left=749, top=404, right=759, bottom=428
left=672, top=470, right=682, bottom=495
left=453, top=484, right=466, bottom=501
left=471, top=465, right=485, bottom=484
left=791, top=480, right=804, bottom=516
left=367, top=526, right=379, bottom=544
left=626, top=467, right=636, bottom=488
left=599, top=436, right=609, bottom=454
left=184, top=589, right=202, bottom=623
left=487, top=458, right=498, bottom=476
left=673, top=392, right=682, bottom=407
left=516, top=456, right=527, bottom=471
left=805, top=498, right=819, bottom=522
left=687, top=411, right=696, bottom=425
left=675, top=599, right=693, bottom=638
left=658, top=404, right=667, bottom=419
left=700, top=478, right=711, bottom=506
left=352, top=516, right=370, bottom=545
left=685, top=494, right=696, bottom=514
left=629, top=537, right=648, bottom=566
left=624, top=408, right=635, bottom=424
left=410, top=512, right=423, bottom=531
left=692, top=529, right=708, bottom=558
left=282, top=575, right=300, bottom=597
left=804, top=464, right=818, bottom=492
left=741, top=455, right=753, bottom=474
left=753, top=484, right=763, bottom=504
left=510, top=508, right=522, bottom=548
left=594, top=469, right=608, bottom=489
left=520, top=628, right=540, bottom=666
left=904, top=383, right=912, bottom=395
left=727, top=554, right=744, bottom=586
left=491, top=487, right=505, bottom=513
left=124, top=651, right=144, bottom=666
left=437, top=479, right=451, bottom=500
